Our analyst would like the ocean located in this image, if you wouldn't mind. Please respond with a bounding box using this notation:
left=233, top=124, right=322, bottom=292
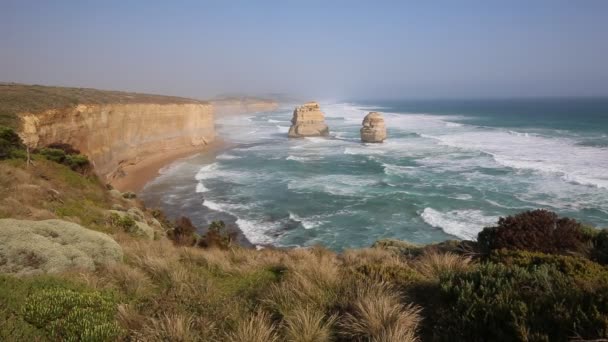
left=140, top=98, right=608, bottom=250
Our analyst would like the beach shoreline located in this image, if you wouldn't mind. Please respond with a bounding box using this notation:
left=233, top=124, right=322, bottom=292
left=110, top=139, right=230, bottom=193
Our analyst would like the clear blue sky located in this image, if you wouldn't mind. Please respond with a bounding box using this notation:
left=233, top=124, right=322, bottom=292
left=1, top=0, right=607, bottom=99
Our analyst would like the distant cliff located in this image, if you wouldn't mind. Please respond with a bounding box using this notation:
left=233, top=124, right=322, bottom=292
left=211, top=97, right=279, bottom=115
left=19, top=102, right=215, bottom=182
left=1, top=84, right=277, bottom=184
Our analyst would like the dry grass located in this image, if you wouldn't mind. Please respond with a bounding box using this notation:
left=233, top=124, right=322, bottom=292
left=227, top=310, right=279, bottom=342
left=139, top=313, right=197, bottom=342
left=414, top=251, right=471, bottom=281
left=102, top=262, right=154, bottom=297
left=340, top=282, right=421, bottom=342
left=283, top=306, right=337, bottom=342
left=263, top=248, right=340, bottom=315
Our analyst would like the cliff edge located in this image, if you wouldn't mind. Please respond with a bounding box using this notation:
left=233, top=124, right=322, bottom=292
left=1, top=83, right=277, bottom=189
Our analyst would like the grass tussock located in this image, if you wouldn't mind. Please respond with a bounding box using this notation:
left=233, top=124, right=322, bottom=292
left=227, top=310, right=279, bottom=342
left=283, top=306, right=337, bottom=342
left=414, top=251, right=471, bottom=281
left=340, top=282, right=421, bottom=342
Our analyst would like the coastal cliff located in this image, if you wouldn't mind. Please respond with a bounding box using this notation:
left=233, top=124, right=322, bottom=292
left=211, top=97, right=279, bottom=115
left=1, top=84, right=278, bottom=189
left=19, top=103, right=215, bottom=184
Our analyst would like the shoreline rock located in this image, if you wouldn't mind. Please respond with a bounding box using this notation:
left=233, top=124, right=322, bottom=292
left=360, top=112, right=387, bottom=143
left=288, top=101, right=329, bottom=138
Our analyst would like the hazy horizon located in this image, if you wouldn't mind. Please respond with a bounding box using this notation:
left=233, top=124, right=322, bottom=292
left=2, top=1, right=607, bottom=100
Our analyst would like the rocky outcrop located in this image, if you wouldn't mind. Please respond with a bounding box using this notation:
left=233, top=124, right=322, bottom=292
left=360, top=112, right=387, bottom=143
left=0, top=219, right=123, bottom=276
left=19, top=103, right=215, bottom=183
left=288, top=102, right=330, bottom=138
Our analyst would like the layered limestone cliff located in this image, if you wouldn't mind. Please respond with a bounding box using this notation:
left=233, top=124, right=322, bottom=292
left=360, top=112, right=387, bottom=143
left=288, top=102, right=330, bottom=138
left=211, top=97, right=279, bottom=115
left=19, top=102, right=215, bottom=182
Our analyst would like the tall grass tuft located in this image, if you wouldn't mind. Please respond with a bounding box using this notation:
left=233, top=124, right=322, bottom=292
left=414, top=251, right=471, bottom=281
left=283, top=306, right=337, bottom=342
left=339, top=282, right=421, bottom=342
left=227, top=310, right=279, bottom=342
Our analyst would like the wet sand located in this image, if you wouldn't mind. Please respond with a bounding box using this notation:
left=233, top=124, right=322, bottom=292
left=111, top=140, right=229, bottom=193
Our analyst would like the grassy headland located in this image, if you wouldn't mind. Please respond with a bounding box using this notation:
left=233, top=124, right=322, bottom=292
left=0, top=83, right=205, bottom=129
left=1, top=116, right=608, bottom=340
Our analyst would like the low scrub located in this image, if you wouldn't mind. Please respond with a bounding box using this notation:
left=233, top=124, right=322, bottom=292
left=477, top=209, right=593, bottom=255
left=434, top=262, right=608, bottom=341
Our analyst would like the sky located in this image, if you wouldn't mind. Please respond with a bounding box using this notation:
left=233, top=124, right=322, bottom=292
left=1, top=0, right=607, bottom=100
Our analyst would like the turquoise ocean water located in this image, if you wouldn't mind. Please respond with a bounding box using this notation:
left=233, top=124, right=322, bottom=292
left=141, top=98, right=608, bottom=250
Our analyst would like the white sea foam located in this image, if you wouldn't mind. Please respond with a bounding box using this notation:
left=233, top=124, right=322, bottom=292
left=344, top=147, right=386, bottom=155
left=276, top=125, right=290, bottom=133
left=420, top=208, right=498, bottom=240
left=201, top=197, right=277, bottom=244
left=424, top=130, right=608, bottom=189
left=267, top=119, right=283, bottom=123
left=289, top=212, right=326, bottom=229
left=194, top=163, right=218, bottom=180
left=382, top=163, right=417, bottom=177
left=195, top=182, right=209, bottom=193
left=216, top=153, right=241, bottom=160
left=286, top=155, right=322, bottom=162
left=287, top=175, right=378, bottom=196
left=235, top=218, right=277, bottom=245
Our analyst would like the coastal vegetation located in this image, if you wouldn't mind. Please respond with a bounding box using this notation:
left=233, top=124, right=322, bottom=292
left=1, top=125, right=608, bottom=341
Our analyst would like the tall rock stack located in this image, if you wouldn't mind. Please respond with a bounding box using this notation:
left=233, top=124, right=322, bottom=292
left=360, top=112, right=387, bottom=143
left=288, top=102, right=330, bottom=138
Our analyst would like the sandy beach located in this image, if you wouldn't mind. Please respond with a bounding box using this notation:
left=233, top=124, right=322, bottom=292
left=111, top=139, right=230, bottom=193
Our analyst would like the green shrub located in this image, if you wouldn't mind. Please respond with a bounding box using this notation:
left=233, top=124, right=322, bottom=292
left=38, top=147, right=67, bottom=163
left=108, top=213, right=137, bottom=234
left=65, top=154, right=91, bottom=173
left=593, top=229, right=608, bottom=265
left=477, top=210, right=591, bottom=255
left=0, top=126, right=25, bottom=159
left=198, top=220, right=234, bottom=249
left=434, top=262, right=608, bottom=341
left=22, top=288, right=122, bottom=341
left=37, top=145, right=91, bottom=173
left=489, top=249, right=608, bottom=285
left=351, top=262, right=423, bottom=288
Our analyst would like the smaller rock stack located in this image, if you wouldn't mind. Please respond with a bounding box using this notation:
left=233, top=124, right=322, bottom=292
left=360, top=112, right=387, bottom=143
left=288, top=102, right=330, bottom=138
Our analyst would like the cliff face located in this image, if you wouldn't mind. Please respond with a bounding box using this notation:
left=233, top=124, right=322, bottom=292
left=19, top=103, right=214, bottom=182
left=211, top=98, right=279, bottom=115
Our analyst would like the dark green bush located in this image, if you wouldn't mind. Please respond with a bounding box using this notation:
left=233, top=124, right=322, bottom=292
left=0, top=126, right=25, bottom=159
left=64, top=154, right=91, bottom=173
left=477, top=210, right=591, bottom=255
left=168, top=216, right=198, bottom=246
left=198, top=220, right=234, bottom=249
left=36, top=145, right=91, bottom=173
left=490, top=249, right=608, bottom=286
left=593, top=229, right=608, bottom=265
left=434, top=262, right=608, bottom=341
left=38, top=147, right=67, bottom=163
left=22, top=288, right=122, bottom=341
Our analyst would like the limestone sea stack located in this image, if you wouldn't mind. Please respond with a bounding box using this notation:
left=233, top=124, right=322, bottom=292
left=288, top=102, right=330, bottom=138
left=360, top=112, right=387, bottom=143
